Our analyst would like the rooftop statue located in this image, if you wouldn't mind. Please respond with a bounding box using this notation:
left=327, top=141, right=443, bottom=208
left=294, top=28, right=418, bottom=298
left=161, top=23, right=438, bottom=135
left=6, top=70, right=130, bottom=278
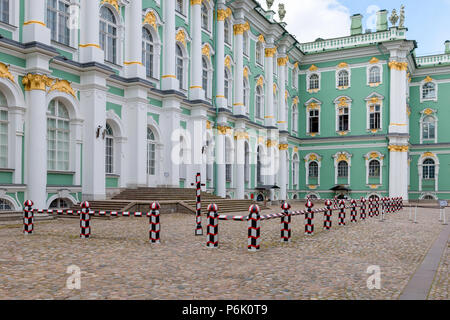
left=389, top=8, right=399, bottom=27
left=399, top=5, right=405, bottom=28
left=278, top=3, right=286, bottom=22
left=266, top=0, right=274, bottom=10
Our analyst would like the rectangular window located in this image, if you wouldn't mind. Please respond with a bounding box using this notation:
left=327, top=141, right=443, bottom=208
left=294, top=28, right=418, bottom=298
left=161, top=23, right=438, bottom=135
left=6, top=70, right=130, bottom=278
left=47, top=0, right=70, bottom=46
left=369, top=105, right=381, bottom=130
left=309, top=110, right=319, bottom=133
left=338, top=108, right=349, bottom=132
left=0, top=0, right=9, bottom=24
left=105, top=137, right=114, bottom=174
left=226, top=164, right=232, bottom=182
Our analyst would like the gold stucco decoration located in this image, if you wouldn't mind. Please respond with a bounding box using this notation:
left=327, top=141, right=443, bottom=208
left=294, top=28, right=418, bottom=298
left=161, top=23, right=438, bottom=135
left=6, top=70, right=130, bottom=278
left=143, top=11, right=157, bottom=30
left=22, top=74, right=54, bottom=91
left=176, top=29, right=187, bottom=47
left=0, top=62, right=15, bottom=83
left=388, top=61, right=408, bottom=71
left=48, top=79, right=77, bottom=98
left=101, top=0, right=119, bottom=12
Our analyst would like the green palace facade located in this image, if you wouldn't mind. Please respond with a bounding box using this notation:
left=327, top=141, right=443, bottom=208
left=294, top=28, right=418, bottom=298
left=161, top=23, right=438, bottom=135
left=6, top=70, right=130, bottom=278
left=0, top=0, right=449, bottom=210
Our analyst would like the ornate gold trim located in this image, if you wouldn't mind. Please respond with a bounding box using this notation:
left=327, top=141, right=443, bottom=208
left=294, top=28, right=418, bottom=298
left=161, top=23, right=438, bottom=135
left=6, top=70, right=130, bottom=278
left=22, top=74, right=53, bottom=91
left=266, top=139, right=278, bottom=148
left=23, top=20, right=46, bottom=27
left=101, top=0, right=119, bottom=12
left=202, top=44, right=210, bottom=58
left=233, top=22, right=250, bottom=35
left=217, top=8, right=232, bottom=21
left=176, top=29, right=187, bottom=47
left=265, top=47, right=277, bottom=58
left=48, top=79, right=77, bottom=98
left=143, top=11, right=157, bottom=30
left=277, top=56, right=289, bottom=66
left=388, top=145, right=409, bottom=152
left=279, top=144, right=288, bottom=151
left=388, top=61, right=408, bottom=71
left=0, top=63, right=15, bottom=83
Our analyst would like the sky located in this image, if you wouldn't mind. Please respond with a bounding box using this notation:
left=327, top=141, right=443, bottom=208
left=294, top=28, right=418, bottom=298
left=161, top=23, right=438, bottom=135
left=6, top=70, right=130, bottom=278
left=258, top=0, right=450, bottom=56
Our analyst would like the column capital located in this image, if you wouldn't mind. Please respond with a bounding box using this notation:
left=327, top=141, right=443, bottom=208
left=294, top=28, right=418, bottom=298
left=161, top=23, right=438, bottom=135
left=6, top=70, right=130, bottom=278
left=265, top=47, right=277, bottom=58
left=22, top=74, right=53, bottom=91
left=388, top=61, right=408, bottom=71
left=233, top=22, right=250, bottom=35
left=190, top=0, right=202, bottom=5
left=217, top=8, right=232, bottom=21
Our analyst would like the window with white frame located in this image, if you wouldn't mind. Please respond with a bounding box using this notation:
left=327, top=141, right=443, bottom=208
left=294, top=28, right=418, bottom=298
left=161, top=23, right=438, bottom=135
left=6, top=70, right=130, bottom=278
left=225, top=138, right=233, bottom=182
left=224, top=67, right=232, bottom=107
left=47, top=0, right=71, bottom=46
left=0, top=198, right=12, bottom=211
left=201, top=2, right=209, bottom=31
left=293, top=68, right=298, bottom=89
left=308, top=73, right=319, bottom=91
left=202, top=57, right=209, bottom=98
left=224, top=19, right=231, bottom=45
left=293, top=154, right=299, bottom=188
left=0, top=91, right=7, bottom=168
left=369, top=104, right=381, bottom=130
left=0, top=0, right=9, bottom=24
left=422, top=82, right=436, bottom=100
left=308, top=109, right=319, bottom=134
left=337, top=70, right=349, bottom=87
left=243, top=32, right=249, bottom=56
left=142, top=27, right=154, bottom=78
left=176, top=43, right=185, bottom=90
left=368, top=66, right=381, bottom=84
left=49, top=198, right=70, bottom=209
left=308, top=161, right=319, bottom=178
left=257, top=146, right=263, bottom=185
left=256, top=42, right=263, bottom=65
left=368, top=160, right=380, bottom=178
left=273, top=91, right=278, bottom=122
left=147, top=127, right=156, bottom=175
left=423, top=159, right=435, bottom=179
left=47, top=100, right=70, bottom=171
left=244, top=143, right=250, bottom=183
left=243, top=78, right=249, bottom=114
left=256, top=85, right=264, bottom=119
left=337, top=161, right=348, bottom=177
left=105, top=123, right=114, bottom=174
left=338, top=106, right=349, bottom=132
left=100, top=6, right=118, bottom=64
left=292, top=104, right=298, bottom=132
left=422, top=116, right=436, bottom=142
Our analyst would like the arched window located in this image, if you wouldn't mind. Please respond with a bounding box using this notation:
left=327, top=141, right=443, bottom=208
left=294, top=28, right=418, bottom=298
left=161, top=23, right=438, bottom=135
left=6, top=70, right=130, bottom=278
left=201, top=2, right=209, bottom=31
left=202, top=57, right=209, bottom=98
left=47, top=100, right=70, bottom=171
left=256, top=86, right=264, bottom=119
left=142, top=27, right=154, bottom=78
left=422, top=82, right=436, bottom=100
left=105, top=123, right=114, bottom=174
left=243, top=78, right=249, bottom=114
left=292, top=105, right=298, bottom=132
left=49, top=198, right=70, bottom=209
left=369, top=66, right=381, bottom=84
left=0, top=91, right=8, bottom=168
left=337, top=161, right=348, bottom=177
left=176, top=44, right=185, bottom=89
left=100, top=6, right=118, bottom=64
left=309, top=162, right=318, bottom=178
left=422, top=116, right=436, bottom=141
left=309, top=74, right=319, bottom=90
left=224, top=19, right=231, bottom=45
left=0, top=0, right=9, bottom=23
left=423, top=159, right=435, bottom=179
left=47, top=0, right=70, bottom=45
left=369, top=160, right=380, bottom=177
left=338, top=70, right=349, bottom=87
left=0, top=198, right=13, bottom=211
left=147, top=127, right=156, bottom=175
left=224, top=67, right=232, bottom=107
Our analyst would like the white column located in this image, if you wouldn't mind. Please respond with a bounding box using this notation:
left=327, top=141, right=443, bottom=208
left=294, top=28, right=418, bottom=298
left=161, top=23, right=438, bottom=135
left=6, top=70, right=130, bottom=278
left=160, top=99, right=181, bottom=186
left=233, top=22, right=245, bottom=115
left=235, top=124, right=246, bottom=200
left=189, top=1, right=205, bottom=100
left=124, top=0, right=145, bottom=78
left=10, top=107, right=25, bottom=185
left=23, top=0, right=51, bottom=45
left=125, top=86, right=148, bottom=187
left=80, top=72, right=107, bottom=200
left=23, top=75, right=50, bottom=208
left=388, top=57, right=409, bottom=200
left=277, top=53, right=288, bottom=132
left=279, top=144, right=287, bottom=201
left=79, top=0, right=104, bottom=63
left=215, top=7, right=227, bottom=108
left=215, top=124, right=227, bottom=198
left=162, top=0, right=179, bottom=90
left=264, top=46, right=275, bottom=127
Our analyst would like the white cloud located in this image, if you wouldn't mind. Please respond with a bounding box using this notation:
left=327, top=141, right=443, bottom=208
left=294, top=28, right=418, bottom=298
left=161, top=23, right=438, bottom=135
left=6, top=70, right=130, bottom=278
left=259, top=0, right=351, bottom=43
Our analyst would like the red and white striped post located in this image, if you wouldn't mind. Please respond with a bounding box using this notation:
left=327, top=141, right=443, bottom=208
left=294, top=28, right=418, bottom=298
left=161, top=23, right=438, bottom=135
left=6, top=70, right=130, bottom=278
left=324, top=199, right=332, bottom=230
left=280, top=202, right=291, bottom=243
left=149, top=202, right=161, bottom=243
left=206, top=204, right=219, bottom=248
left=248, top=204, right=261, bottom=252
left=80, top=201, right=91, bottom=239
left=305, top=199, right=314, bottom=235
left=338, top=200, right=346, bottom=226
left=23, top=200, right=34, bottom=235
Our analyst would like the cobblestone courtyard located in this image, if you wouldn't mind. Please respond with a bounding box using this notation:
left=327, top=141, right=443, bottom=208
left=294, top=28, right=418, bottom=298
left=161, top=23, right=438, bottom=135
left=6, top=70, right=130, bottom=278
left=0, top=206, right=447, bottom=300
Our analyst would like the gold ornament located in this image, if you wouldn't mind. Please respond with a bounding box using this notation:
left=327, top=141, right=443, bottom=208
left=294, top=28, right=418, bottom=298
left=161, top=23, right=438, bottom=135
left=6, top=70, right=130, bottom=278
left=388, top=145, right=409, bottom=152
left=22, top=74, right=53, bottom=91
left=202, top=44, right=210, bottom=58
left=265, top=47, right=277, bottom=58
left=143, top=11, right=157, bottom=30
left=278, top=143, right=288, bottom=150
left=101, top=0, right=119, bottom=12
left=176, top=29, right=186, bottom=47
left=233, top=22, right=250, bottom=35
left=337, top=62, right=348, bottom=68
left=48, top=79, right=77, bottom=98
left=0, top=62, right=14, bottom=83
left=277, top=56, right=289, bottom=66
left=369, top=57, right=379, bottom=64
left=217, top=8, right=232, bottom=21
left=388, top=61, right=408, bottom=71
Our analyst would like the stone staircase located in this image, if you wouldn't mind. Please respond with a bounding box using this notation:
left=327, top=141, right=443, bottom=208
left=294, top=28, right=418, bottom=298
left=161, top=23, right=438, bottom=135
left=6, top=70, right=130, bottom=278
left=68, top=188, right=268, bottom=215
